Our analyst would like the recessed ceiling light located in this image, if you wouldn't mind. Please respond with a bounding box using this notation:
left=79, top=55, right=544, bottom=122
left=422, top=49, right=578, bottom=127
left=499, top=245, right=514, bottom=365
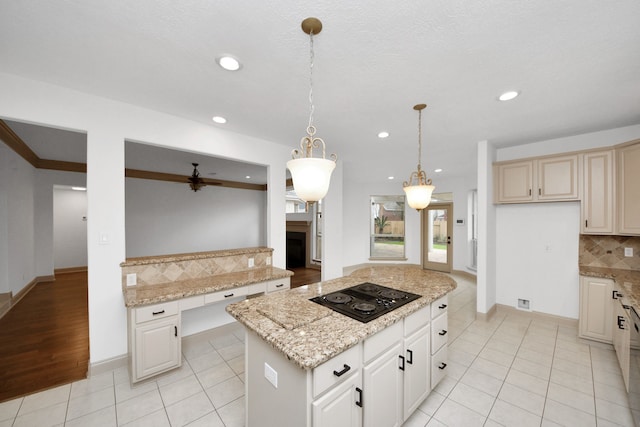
left=71, top=186, right=86, bottom=191
left=217, top=55, right=241, bottom=71
left=378, top=131, right=389, bottom=139
left=498, top=91, right=519, bottom=101
left=245, top=175, right=251, bottom=179
left=212, top=116, right=227, bottom=124
left=388, top=176, right=394, bottom=180
left=434, top=168, right=443, bottom=173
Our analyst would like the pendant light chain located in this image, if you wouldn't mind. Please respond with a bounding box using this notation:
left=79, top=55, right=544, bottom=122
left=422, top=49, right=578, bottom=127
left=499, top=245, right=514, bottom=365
left=307, top=31, right=315, bottom=132
left=417, top=107, right=422, bottom=170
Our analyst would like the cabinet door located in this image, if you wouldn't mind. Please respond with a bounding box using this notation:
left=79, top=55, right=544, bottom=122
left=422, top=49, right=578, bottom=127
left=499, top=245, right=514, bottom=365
left=403, top=325, right=430, bottom=421
left=363, top=342, right=403, bottom=427
left=312, top=370, right=362, bottom=427
left=578, top=277, right=613, bottom=343
left=495, top=161, right=534, bottom=203
left=617, top=143, right=640, bottom=235
left=537, top=155, right=579, bottom=200
left=613, top=303, right=630, bottom=392
left=582, top=151, right=614, bottom=234
left=135, top=316, right=181, bottom=380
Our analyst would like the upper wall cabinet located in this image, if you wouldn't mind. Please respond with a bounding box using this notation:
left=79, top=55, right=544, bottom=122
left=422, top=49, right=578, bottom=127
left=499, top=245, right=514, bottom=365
left=582, top=150, right=614, bottom=234
left=617, top=142, right=640, bottom=235
left=494, top=154, right=579, bottom=204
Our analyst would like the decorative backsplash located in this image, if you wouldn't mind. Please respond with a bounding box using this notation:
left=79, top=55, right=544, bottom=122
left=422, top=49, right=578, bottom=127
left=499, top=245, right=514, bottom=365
left=121, top=247, right=274, bottom=287
left=579, top=235, right=640, bottom=270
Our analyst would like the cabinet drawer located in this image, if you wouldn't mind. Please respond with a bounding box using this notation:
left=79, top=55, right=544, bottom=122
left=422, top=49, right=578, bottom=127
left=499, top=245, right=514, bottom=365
left=431, top=313, right=448, bottom=354
left=431, top=345, right=448, bottom=389
left=364, top=321, right=402, bottom=363
left=204, top=286, right=248, bottom=304
left=313, top=343, right=362, bottom=398
left=135, top=301, right=179, bottom=324
left=431, top=296, right=448, bottom=319
left=267, top=278, right=291, bottom=293
left=404, top=305, right=430, bottom=337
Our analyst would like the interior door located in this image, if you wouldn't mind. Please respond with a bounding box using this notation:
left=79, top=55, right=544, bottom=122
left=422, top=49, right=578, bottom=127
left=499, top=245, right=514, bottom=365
left=422, top=203, right=453, bottom=272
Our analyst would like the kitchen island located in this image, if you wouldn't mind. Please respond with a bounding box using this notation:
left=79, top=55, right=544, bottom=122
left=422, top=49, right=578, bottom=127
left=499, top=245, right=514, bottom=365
left=226, top=265, right=456, bottom=427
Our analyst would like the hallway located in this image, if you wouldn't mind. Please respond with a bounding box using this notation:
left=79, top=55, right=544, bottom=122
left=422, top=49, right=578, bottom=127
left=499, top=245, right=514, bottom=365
left=0, top=272, right=89, bottom=403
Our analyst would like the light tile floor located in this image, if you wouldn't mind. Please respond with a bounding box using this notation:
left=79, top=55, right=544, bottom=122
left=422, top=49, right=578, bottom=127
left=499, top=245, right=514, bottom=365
left=0, top=274, right=635, bottom=426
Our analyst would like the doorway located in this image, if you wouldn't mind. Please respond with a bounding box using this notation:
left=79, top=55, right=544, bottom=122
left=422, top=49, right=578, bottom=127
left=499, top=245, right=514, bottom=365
left=422, top=203, right=453, bottom=272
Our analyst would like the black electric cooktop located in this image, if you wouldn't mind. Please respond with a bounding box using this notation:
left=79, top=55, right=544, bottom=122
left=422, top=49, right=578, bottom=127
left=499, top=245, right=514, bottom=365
left=310, top=282, right=421, bottom=323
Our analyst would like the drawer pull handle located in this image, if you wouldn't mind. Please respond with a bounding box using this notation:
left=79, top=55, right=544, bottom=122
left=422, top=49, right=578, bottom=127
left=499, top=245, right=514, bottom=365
left=355, top=387, right=363, bottom=408
left=439, top=330, right=448, bottom=336
left=407, top=349, right=413, bottom=365
left=618, top=316, right=626, bottom=330
left=333, top=364, right=351, bottom=377
left=224, top=293, right=235, bottom=298
left=438, top=362, right=447, bottom=370
left=174, top=326, right=177, bottom=337
left=276, top=284, right=284, bottom=288
left=399, top=355, right=405, bottom=371
left=152, top=310, right=165, bottom=315
left=438, top=304, right=447, bottom=309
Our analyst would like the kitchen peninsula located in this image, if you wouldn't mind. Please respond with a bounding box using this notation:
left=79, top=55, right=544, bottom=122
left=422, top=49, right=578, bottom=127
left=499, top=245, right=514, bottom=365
left=227, top=265, right=456, bottom=427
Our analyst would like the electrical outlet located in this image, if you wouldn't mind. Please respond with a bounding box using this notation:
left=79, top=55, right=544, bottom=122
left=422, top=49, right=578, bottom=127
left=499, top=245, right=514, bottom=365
left=126, top=273, right=137, bottom=286
left=625, top=247, right=633, bottom=257
left=266, top=257, right=271, bottom=265
left=248, top=258, right=255, bottom=268
left=264, top=362, right=278, bottom=388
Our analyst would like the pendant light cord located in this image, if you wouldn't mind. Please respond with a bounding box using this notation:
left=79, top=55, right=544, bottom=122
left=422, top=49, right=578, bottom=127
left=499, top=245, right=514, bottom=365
left=308, top=31, right=315, bottom=131
left=417, top=108, right=422, bottom=170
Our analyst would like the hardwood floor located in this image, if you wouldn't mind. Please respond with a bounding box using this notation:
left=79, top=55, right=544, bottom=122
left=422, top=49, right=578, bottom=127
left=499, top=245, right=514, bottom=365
left=290, top=267, right=322, bottom=288
left=0, top=272, right=89, bottom=403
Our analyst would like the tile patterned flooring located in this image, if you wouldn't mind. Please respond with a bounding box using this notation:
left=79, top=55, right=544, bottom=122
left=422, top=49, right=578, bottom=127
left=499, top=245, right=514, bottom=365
left=0, top=274, right=636, bottom=426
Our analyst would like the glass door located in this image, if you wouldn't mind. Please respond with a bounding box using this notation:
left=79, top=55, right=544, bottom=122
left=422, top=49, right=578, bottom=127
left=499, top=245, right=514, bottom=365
left=422, top=203, right=453, bottom=272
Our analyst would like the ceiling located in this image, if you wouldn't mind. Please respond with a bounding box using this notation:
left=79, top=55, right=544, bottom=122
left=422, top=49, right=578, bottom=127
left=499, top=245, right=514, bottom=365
left=1, top=1, right=639, bottom=185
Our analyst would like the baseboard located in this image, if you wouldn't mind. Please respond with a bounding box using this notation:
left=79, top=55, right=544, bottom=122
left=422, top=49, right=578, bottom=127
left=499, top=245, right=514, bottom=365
left=54, top=266, right=88, bottom=274
left=451, top=269, right=477, bottom=282
left=89, top=354, right=128, bottom=377
left=495, top=303, right=578, bottom=327
left=11, top=277, right=39, bottom=306
left=476, top=304, right=497, bottom=321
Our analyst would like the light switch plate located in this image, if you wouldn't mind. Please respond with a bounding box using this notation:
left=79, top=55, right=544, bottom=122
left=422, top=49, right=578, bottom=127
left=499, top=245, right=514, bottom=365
left=266, top=257, right=271, bottom=265
left=625, top=247, right=633, bottom=257
left=126, top=273, right=137, bottom=286
left=248, top=258, right=254, bottom=268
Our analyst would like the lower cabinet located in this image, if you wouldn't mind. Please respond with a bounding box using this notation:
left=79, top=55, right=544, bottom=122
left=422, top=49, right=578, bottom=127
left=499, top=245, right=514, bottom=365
left=613, top=301, right=630, bottom=392
left=402, top=324, right=430, bottom=419
left=363, top=339, right=404, bottom=427
left=129, top=301, right=181, bottom=382
left=312, top=370, right=362, bottom=427
left=578, top=276, right=614, bottom=343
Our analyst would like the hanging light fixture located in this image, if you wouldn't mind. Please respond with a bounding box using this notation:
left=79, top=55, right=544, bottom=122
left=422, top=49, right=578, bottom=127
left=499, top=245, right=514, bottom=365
left=188, top=163, right=206, bottom=192
left=286, top=17, right=337, bottom=205
left=403, top=104, right=435, bottom=210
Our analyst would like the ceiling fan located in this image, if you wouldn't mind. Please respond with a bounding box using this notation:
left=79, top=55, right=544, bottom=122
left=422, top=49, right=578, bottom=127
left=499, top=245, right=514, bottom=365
left=188, top=163, right=206, bottom=192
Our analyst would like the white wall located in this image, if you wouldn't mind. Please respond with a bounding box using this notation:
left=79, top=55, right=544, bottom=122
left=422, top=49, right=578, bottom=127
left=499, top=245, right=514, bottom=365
left=125, top=178, right=266, bottom=257
left=0, top=72, right=301, bottom=365
left=477, top=140, right=497, bottom=314
left=53, top=187, right=88, bottom=269
left=496, top=202, right=580, bottom=318
left=0, top=144, right=36, bottom=295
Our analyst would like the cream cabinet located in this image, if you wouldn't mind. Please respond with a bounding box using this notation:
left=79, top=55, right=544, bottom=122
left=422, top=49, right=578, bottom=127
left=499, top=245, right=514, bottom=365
left=312, top=370, right=362, bottom=427
left=582, top=150, right=615, bottom=234
left=613, top=301, right=630, bottom=392
left=129, top=301, right=181, bottom=382
left=494, top=155, right=579, bottom=204
left=617, top=142, right=640, bottom=235
left=578, top=276, right=614, bottom=343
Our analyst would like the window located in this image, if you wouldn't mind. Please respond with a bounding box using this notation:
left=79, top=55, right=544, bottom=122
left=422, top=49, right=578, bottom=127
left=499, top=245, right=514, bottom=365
left=370, top=195, right=405, bottom=259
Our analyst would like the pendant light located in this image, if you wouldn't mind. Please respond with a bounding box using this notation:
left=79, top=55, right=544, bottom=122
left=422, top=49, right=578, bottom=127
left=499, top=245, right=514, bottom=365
left=286, top=17, right=337, bottom=205
left=403, top=104, right=435, bottom=210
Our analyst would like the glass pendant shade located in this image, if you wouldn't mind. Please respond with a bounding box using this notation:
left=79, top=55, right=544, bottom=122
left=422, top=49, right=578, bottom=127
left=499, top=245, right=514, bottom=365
left=403, top=183, right=435, bottom=210
left=287, top=157, right=335, bottom=203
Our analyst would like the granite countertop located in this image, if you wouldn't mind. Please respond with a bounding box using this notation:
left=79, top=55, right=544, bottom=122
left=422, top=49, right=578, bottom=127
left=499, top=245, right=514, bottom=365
left=123, top=267, right=292, bottom=307
left=120, top=246, right=273, bottom=267
left=580, top=266, right=640, bottom=314
left=226, top=265, right=457, bottom=370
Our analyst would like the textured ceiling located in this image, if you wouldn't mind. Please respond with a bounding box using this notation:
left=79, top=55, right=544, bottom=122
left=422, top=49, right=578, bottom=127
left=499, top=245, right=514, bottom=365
left=1, top=0, right=639, bottom=184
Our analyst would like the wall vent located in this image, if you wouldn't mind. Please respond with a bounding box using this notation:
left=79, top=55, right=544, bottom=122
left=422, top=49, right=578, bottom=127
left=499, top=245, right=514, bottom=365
left=517, top=299, right=531, bottom=311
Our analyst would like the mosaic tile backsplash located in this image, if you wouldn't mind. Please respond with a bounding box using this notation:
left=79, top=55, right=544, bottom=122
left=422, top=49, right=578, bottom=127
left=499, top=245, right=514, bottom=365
left=579, top=235, right=640, bottom=270
left=121, top=247, right=274, bottom=287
